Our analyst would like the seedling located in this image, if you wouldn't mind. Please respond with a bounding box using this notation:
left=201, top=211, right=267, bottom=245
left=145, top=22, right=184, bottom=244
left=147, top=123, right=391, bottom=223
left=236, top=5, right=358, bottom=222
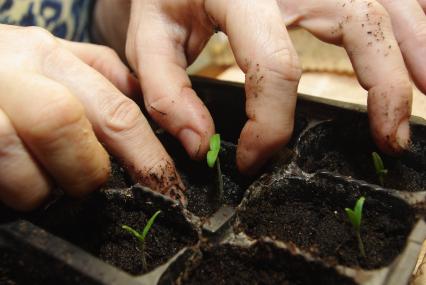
left=122, top=210, right=161, bottom=271
left=345, top=196, right=366, bottom=258
left=207, top=133, right=224, bottom=203
left=372, top=152, right=388, bottom=186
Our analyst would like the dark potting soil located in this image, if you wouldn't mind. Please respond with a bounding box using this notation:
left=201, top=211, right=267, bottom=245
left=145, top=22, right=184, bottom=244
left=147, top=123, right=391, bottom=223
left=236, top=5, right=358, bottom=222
left=236, top=176, right=415, bottom=269
left=27, top=188, right=198, bottom=275
left=177, top=243, right=356, bottom=285
left=0, top=248, right=97, bottom=285
left=296, top=118, right=426, bottom=191
left=288, top=114, right=309, bottom=148
left=158, top=133, right=254, bottom=218
left=102, top=158, right=133, bottom=189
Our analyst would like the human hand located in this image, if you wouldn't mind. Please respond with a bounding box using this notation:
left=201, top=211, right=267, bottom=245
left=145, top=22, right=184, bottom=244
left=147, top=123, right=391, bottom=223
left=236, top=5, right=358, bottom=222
left=0, top=24, right=184, bottom=211
left=278, top=0, right=426, bottom=153
left=95, top=0, right=418, bottom=175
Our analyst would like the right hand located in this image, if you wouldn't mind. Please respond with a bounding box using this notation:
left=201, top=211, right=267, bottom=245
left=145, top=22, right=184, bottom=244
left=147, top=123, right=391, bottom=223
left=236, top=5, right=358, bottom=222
left=95, top=0, right=415, bottom=176
left=0, top=24, right=184, bottom=211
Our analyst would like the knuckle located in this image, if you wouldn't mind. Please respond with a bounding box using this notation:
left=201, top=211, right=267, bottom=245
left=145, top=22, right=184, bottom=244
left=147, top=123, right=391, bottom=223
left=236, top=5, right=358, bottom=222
left=393, top=75, right=411, bottom=88
left=102, top=96, right=142, bottom=134
left=385, top=68, right=412, bottom=92
left=392, top=79, right=412, bottom=96
left=24, top=26, right=58, bottom=51
left=27, top=92, right=86, bottom=143
left=99, top=46, right=120, bottom=60
left=264, top=47, right=302, bottom=84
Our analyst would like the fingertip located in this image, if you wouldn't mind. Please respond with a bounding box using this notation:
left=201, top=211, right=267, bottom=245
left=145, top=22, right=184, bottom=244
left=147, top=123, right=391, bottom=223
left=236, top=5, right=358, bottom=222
left=371, top=117, right=411, bottom=156
left=1, top=176, right=52, bottom=212
left=130, top=156, right=187, bottom=203
left=178, top=128, right=202, bottom=160
left=65, top=143, right=111, bottom=197
left=236, top=146, right=265, bottom=176
left=236, top=120, right=292, bottom=175
left=396, top=119, right=411, bottom=151
left=368, top=84, right=412, bottom=155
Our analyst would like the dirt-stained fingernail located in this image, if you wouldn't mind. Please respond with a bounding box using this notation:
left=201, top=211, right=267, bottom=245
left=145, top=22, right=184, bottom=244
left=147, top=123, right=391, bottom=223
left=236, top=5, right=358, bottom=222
left=396, top=119, right=410, bottom=150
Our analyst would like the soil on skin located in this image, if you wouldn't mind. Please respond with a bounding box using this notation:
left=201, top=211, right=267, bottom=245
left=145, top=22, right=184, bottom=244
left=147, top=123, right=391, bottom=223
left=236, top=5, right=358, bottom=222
left=158, top=133, right=254, bottom=218
left=28, top=188, right=198, bottom=275
left=178, top=243, right=356, bottom=285
left=296, top=118, right=426, bottom=191
left=236, top=176, right=415, bottom=269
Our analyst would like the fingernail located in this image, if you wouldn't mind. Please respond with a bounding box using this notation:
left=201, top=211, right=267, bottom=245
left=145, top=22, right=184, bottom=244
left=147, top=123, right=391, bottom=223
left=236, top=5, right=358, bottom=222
left=178, top=129, right=201, bottom=158
left=396, top=120, right=410, bottom=150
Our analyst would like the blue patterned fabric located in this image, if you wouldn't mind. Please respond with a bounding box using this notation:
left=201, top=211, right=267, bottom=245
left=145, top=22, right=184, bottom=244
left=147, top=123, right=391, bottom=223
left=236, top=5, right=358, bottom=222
left=0, top=0, right=94, bottom=42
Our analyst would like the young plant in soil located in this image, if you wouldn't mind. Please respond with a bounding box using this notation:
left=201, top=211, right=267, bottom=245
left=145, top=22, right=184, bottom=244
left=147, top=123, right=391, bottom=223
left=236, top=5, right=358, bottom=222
left=372, top=152, right=388, bottom=186
left=207, top=133, right=224, bottom=204
left=345, top=196, right=366, bottom=258
left=122, top=210, right=161, bottom=272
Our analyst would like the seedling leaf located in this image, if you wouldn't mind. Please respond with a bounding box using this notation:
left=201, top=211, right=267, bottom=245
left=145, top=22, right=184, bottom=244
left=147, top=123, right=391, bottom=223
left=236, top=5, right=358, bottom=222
left=122, top=225, right=144, bottom=242
left=372, top=152, right=384, bottom=173
left=122, top=210, right=162, bottom=243
left=141, top=210, right=161, bottom=240
left=207, top=134, right=221, bottom=168
left=345, top=196, right=365, bottom=231
left=344, top=209, right=357, bottom=231
left=210, top=134, right=221, bottom=152
left=345, top=196, right=366, bottom=257
left=372, top=152, right=388, bottom=186
left=354, top=196, right=365, bottom=216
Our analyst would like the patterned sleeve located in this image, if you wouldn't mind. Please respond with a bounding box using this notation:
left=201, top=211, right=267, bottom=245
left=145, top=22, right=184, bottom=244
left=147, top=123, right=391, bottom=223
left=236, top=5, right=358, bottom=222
left=0, top=0, right=95, bottom=42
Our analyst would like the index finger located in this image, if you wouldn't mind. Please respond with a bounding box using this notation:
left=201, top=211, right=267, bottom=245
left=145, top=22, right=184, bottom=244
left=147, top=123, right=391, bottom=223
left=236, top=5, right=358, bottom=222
left=297, top=0, right=412, bottom=154
left=42, top=45, right=186, bottom=203
left=205, top=0, right=302, bottom=174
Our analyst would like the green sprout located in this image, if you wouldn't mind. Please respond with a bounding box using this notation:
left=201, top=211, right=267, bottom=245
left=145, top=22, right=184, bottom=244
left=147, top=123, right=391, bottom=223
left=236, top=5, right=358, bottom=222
left=345, top=197, right=366, bottom=258
left=372, top=152, right=388, bottom=186
left=207, top=133, right=224, bottom=203
left=122, top=210, right=161, bottom=271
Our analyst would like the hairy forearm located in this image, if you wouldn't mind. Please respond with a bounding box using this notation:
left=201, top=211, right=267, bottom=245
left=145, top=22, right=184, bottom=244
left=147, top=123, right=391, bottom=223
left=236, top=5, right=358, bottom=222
left=92, top=0, right=131, bottom=60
